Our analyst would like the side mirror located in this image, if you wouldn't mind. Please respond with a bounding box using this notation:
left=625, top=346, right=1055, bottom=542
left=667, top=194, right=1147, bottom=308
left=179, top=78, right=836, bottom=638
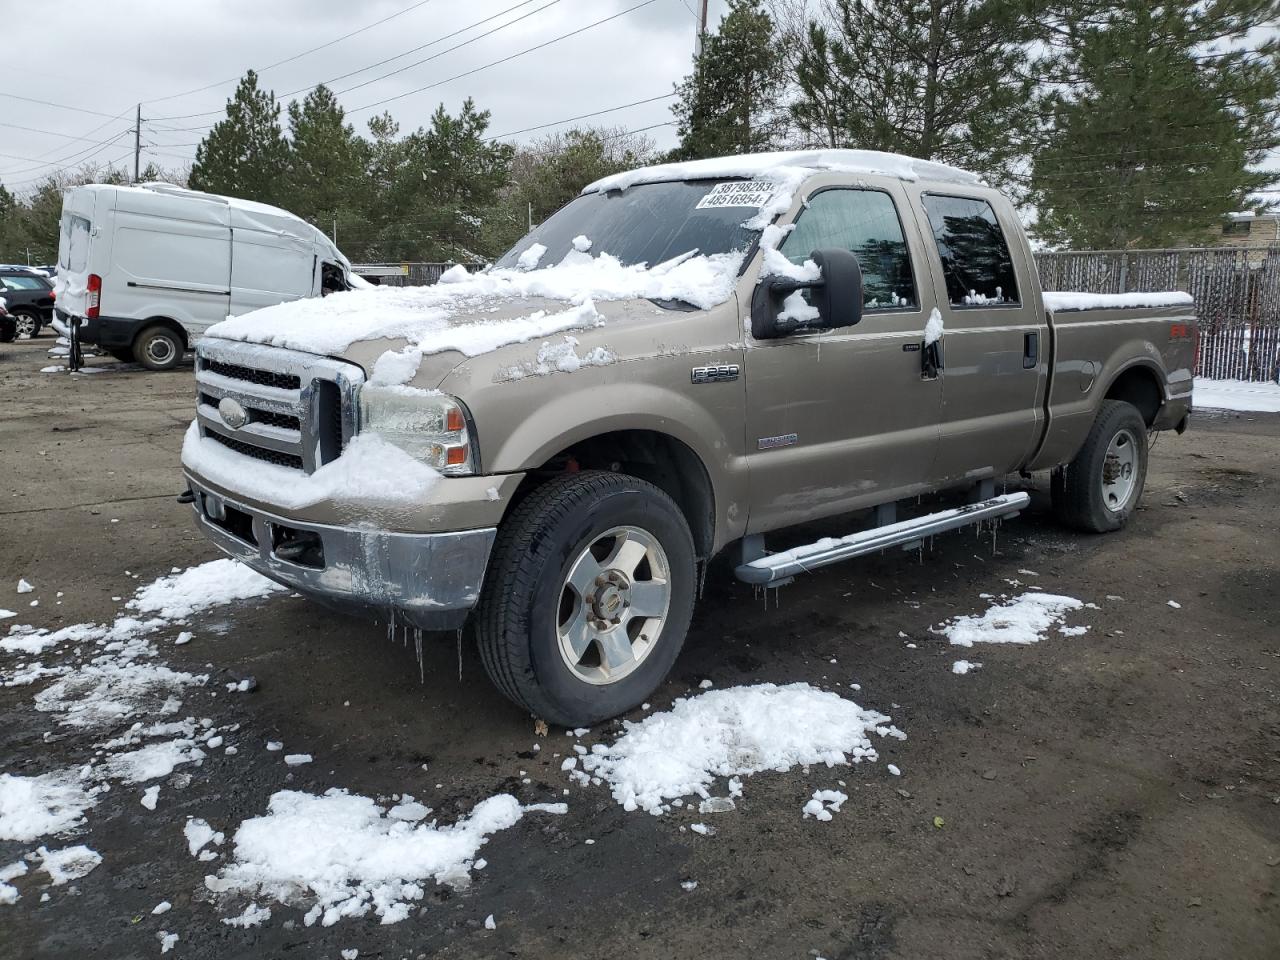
left=750, top=247, right=864, bottom=340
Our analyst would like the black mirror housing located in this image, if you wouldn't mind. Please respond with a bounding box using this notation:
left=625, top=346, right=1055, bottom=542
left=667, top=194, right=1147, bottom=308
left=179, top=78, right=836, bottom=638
left=750, top=247, right=864, bottom=339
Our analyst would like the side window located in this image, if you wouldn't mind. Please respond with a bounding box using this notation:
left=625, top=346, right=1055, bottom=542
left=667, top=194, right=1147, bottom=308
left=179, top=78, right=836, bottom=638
left=920, top=194, right=1020, bottom=307
left=780, top=189, right=917, bottom=311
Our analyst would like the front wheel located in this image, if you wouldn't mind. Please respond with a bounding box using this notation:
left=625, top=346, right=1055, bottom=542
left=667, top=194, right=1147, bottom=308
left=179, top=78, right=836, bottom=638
left=1052, top=399, right=1149, bottom=533
left=135, top=325, right=184, bottom=371
left=475, top=471, right=696, bottom=727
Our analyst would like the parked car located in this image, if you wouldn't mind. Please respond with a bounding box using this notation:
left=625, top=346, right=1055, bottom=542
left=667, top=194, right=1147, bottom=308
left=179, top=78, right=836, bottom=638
left=53, top=182, right=360, bottom=370
left=178, top=149, right=1197, bottom=726
left=0, top=267, right=56, bottom=338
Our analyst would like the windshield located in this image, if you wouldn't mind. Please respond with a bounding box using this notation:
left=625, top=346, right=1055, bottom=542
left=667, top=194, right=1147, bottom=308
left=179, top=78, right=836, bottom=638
left=495, top=180, right=764, bottom=271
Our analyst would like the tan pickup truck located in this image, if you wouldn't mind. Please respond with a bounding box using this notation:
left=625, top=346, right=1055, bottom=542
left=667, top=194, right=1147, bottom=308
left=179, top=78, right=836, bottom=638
left=179, top=149, right=1196, bottom=725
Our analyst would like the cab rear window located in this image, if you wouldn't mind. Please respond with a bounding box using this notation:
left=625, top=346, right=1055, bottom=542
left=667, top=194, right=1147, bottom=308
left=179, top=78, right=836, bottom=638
left=921, top=195, right=1020, bottom=307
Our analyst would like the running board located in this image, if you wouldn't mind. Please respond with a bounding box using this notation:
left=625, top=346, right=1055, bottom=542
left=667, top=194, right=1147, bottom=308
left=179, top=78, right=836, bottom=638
left=734, top=492, right=1030, bottom=586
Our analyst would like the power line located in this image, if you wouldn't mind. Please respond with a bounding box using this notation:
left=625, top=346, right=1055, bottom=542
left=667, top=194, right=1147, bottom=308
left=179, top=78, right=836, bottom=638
left=0, top=92, right=121, bottom=118
left=349, top=0, right=660, bottom=115
left=486, top=93, right=677, bottom=140
left=144, top=0, right=440, bottom=107
left=149, top=0, right=559, bottom=125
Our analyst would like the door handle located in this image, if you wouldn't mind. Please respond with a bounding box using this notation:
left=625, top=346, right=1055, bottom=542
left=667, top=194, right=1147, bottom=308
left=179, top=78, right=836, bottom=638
left=1023, top=332, right=1039, bottom=369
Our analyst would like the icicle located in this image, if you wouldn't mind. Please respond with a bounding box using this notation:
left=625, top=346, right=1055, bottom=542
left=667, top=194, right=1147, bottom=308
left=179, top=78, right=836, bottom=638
left=386, top=609, right=396, bottom=644
left=414, top=628, right=424, bottom=684
left=456, top=629, right=463, bottom=682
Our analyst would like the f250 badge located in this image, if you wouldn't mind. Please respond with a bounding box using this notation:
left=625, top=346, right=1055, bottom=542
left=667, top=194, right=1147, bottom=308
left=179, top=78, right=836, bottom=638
left=691, top=364, right=740, bottom=384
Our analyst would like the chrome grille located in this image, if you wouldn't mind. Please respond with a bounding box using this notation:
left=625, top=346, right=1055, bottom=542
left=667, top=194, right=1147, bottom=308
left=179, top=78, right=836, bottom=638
left=194, top=341, right=364, bottom=474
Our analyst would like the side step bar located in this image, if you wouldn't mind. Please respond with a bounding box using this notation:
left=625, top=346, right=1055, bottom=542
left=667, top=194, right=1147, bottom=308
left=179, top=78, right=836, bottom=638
left=734, top=492, right=1030, bottom=586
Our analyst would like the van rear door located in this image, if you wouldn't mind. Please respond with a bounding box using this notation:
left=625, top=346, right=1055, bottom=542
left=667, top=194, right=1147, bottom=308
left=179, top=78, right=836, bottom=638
left=54, top=187, right=99, bottom=318
left=111, top=189, right=232, bottom=336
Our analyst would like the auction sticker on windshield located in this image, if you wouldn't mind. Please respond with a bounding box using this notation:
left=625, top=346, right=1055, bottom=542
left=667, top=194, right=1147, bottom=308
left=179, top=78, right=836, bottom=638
left=695, top=181, right=775, bottom=210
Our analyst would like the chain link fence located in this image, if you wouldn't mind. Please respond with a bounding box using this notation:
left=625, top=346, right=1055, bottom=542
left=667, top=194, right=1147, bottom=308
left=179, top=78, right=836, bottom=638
left=1036, top=245, right=1280, bottom=383
left=350, top=263, right=462, bottom=287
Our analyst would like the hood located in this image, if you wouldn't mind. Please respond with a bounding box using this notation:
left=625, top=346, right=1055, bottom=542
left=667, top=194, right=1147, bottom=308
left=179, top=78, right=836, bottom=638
left=203, top=251, right=745, bottom=386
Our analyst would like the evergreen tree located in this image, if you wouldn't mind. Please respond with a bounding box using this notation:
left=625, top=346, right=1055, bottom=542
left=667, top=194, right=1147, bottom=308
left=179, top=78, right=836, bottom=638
left=189, top=70, right=289, bottom=206
left=791, top=0, right=1035, bottom=188
left=381, top=99, right=514, bottom=262
left=670, top=0, right=786, bottom=160
left=1031, top=0, right=1280, bottom=249
left=283, top=85, right=369, bottom=236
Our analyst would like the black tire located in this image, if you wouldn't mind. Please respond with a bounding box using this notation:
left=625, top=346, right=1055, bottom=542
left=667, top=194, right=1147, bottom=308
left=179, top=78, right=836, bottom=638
left=0, top=318, right=14, bottom=343
left=108, top=347, right=136, bottom=364
left=12, top=309, right=40, bottom=339
left=1052, top=399, right=1149, bottom=533
left=475, top=470, right=696, bottom=727
left=134, top=325, right=183, bottom=371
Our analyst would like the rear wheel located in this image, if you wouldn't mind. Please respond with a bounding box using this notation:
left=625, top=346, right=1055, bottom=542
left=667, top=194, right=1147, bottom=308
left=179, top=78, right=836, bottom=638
left=475, top=471, right=696, bottom=727
left=1052, top=399, right=1149, bottom=533
left=135, top=325, right=183, bottom=371
left=12, top=310, right=39, bottom=339
left=0, top=317, right=15, bottom=343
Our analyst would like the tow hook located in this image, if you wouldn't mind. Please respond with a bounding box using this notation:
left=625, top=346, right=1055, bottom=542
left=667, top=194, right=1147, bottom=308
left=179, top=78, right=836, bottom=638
left=176, top=489, right=196, bottom=504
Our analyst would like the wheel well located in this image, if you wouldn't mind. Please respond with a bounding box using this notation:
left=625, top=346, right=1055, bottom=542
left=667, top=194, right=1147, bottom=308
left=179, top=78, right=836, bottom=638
left=140, top=318, right=188, bottom=349
left=1104, top=366, right=1163, bottom=426
left=514, top=430, right=716, bottom=560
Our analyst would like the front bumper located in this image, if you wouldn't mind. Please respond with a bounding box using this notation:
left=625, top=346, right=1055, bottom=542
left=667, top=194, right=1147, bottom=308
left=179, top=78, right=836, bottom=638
left=185, top=475, right=496, bottom=631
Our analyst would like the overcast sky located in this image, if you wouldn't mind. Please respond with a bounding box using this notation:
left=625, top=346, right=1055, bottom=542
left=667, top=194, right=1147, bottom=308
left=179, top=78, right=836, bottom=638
left=0, top=0, right=730, bottom=194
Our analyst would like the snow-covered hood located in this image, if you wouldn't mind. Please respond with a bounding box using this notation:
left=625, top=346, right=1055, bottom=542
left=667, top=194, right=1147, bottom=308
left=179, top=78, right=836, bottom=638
left=205, top=252, right=744, bottom=388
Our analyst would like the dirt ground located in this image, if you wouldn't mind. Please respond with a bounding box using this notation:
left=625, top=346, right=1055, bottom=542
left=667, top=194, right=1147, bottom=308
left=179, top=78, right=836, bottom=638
left=2, top=337, right=1278, bottom=960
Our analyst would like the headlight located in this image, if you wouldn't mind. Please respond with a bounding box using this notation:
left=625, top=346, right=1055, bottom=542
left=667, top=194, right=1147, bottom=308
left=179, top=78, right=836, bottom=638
left=357, top=386, right=476, bottom=475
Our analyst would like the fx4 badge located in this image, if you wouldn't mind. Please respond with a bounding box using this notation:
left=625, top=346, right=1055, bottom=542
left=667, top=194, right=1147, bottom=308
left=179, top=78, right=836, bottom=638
left=691, top=363, right=740, bottom=384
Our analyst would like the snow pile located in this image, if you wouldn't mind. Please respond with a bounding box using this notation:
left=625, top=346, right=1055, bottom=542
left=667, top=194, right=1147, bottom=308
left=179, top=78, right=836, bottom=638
left=35, top=844, right=101, bottom=885
left=496, top=334, right=617, bottom=381
left=577, top=683, right=901, bottom=815
left=204, top=251, right=742, bottom=358
left=130, top=559, right=284, bottom=621
left=205, top=789, right=566, bottom=926
left=1042, top=291, right=1193, bottom=312
left=182, top=424, right=443, bottom=509
left=34, top=659, right=202, bottom=730
left=1194, top=378, right=1280, bottom=413
left=924, top=307, right=944, bottom=345
left=935, top=593, right=1085, bottom=647
left=802, top=789, right=848, bottom=822
left=0, top=771, right=96, bottom=841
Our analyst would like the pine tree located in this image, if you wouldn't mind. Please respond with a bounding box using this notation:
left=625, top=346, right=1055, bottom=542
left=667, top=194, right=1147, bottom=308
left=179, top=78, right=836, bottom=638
left=382, top=99, right=514, bottom=262
left=283, top=85, right=369, bottom=235
left=1031, top=0, right=1280, bottom=249
left=791, top=0, right=1035, bottom=188
left=189, top=70, right=289, bottom=207
left=670, top=0, right=786, bottom=160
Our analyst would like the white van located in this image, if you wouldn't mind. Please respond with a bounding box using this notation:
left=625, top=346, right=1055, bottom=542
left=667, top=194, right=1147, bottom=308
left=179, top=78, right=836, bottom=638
left=54, top=183, right=359, bottom=369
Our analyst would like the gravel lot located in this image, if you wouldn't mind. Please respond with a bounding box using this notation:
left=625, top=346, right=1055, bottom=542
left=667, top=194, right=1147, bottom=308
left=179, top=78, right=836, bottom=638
left=2, top=339, right=1278, bottom=960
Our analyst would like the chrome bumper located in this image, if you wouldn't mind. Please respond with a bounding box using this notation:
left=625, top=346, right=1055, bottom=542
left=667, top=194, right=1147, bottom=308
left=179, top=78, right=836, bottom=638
left=185, top=476, right=495, bottom=631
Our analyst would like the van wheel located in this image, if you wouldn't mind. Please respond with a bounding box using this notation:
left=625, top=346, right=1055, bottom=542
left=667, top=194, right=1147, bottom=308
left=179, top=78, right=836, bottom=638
left=1052, top=399, right=1149, bottom=533
left=475, top=470, right=696, bottom=727
left=135, top=326, right=183, bottom=371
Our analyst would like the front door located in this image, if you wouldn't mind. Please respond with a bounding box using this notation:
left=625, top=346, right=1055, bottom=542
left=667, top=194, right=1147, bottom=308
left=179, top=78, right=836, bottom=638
left=743, top=182, right=944, bottom=534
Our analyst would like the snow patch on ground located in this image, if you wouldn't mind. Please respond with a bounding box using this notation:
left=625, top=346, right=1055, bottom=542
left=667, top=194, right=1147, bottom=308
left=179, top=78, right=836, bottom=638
left=935, top=593, right=1085, bottom=647
left=952, top=660, right=982, bottom=675
left=0, top=770, right=96, bottom=842
left=577, top=683, right=901, bottom=815
left=98, top=739, right=206, bottom=784
left=34, top=660, right=203, bottom=730
left=802, top=789, right=848, bottom=821
left=130, top=559, right=285, bottom=621
left=1193, top=378, right=1280, bottom=413
left=204, top=790, right=566, bottom=926
left=0, top=860, right=27, bottom=904
left=35, top=844, right=102, bottom=885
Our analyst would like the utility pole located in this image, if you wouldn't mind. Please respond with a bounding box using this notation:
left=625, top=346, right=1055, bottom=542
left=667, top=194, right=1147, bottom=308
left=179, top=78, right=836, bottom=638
left=332, top=218, right=338, bottom=244
left=133, top=103, right=141, bottom=183
left=695, top=0, right=709, bottom=56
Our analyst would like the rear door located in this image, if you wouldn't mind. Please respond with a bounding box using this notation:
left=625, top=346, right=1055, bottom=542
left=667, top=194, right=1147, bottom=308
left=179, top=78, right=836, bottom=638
left=906, top=190, right=1048, bottom=485
left=742, top=179, right=944, bottom=533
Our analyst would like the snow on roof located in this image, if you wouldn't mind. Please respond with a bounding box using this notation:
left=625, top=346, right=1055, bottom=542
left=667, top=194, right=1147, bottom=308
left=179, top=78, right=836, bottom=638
left=582, top=149, right=984, bottom=195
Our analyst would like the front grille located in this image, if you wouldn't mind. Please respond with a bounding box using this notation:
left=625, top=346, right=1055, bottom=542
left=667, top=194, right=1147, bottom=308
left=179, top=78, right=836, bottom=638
left=202, top=357, right=301, bottom=391
left=195, top=342, right=362, bottom=475
left=207, top=430, right=304, bottom=470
